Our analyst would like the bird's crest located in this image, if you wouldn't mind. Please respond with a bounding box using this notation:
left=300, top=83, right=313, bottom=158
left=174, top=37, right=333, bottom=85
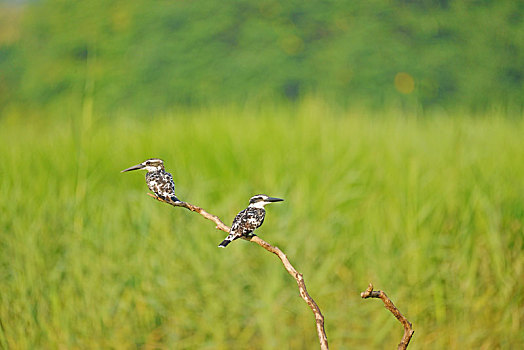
left=248, top=194, right=284, bottom=208
left=121, top=158, right=165, bottom=173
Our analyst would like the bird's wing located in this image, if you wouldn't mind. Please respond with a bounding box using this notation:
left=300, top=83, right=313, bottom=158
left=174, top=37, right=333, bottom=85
left=231, top=208, right=264, bottom=236
left=230, top=209, right=247, bottom=234
left=164, top=172, right=175, bottom=194
left=153, top=171, right=175, bottom=197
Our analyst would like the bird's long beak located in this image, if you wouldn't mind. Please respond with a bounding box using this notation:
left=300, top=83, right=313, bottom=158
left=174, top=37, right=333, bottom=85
left=267, top=197, right=284, bottom=202
left=121, top=163, right=145, bottom=173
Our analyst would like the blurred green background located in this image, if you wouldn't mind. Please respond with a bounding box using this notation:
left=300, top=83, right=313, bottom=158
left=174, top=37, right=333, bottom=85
left=1, top=0, right=523, bottom=349
left=0, top=0, right=523, bottom=113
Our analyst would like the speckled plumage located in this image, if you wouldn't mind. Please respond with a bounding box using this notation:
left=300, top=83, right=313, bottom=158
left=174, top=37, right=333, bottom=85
left=121, top=158, right=179, bottom=202
left=220, top=207, right=265, bottom=246
left=218, top=194, right=283, bottom=248
left=145, top=169, right=177, bottom=201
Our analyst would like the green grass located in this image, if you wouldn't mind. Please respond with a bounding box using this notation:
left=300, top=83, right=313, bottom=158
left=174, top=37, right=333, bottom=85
left=0, top=101, right=523, bottom=349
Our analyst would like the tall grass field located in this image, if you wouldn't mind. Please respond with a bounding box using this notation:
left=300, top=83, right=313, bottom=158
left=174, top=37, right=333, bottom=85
left=1, top=102, right=523, bottom=349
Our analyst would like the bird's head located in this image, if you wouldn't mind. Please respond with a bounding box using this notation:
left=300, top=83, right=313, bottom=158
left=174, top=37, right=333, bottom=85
left=248, top=194, right=284, bottom=208
left=121, top=158, right=165, bottom=173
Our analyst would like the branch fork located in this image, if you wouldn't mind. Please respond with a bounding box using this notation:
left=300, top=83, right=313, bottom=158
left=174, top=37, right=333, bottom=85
left=361, top=283, right=414, bottom=350
left=148, top=194, right=414, bottom=349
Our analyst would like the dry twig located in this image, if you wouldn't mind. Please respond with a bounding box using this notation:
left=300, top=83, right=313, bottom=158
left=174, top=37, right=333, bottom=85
left=361, top=283, right=414, bottom=350
left=147, top=194, right=329, bottom=350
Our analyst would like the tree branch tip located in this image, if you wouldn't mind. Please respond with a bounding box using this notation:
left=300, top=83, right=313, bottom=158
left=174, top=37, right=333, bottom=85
left=361, top=283, right=374, bottom=298
left=360, top=283, right=414, bottom=349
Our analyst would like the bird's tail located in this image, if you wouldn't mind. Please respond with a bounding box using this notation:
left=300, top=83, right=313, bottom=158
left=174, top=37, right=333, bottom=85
left=218, top=238, right=233, bottom=248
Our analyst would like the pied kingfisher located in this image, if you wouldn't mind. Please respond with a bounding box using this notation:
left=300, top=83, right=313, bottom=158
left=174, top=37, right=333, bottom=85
left=121, top=158, right=180, bottom=202
left=218, top=194, right=284, bottom=248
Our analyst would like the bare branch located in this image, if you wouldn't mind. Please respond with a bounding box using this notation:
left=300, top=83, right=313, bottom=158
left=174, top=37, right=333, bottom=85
left=249, top=236, right=328, bottom=349
left=147, top=193, right=329, bottom=350
left=361, top=283, right=414, bottom=350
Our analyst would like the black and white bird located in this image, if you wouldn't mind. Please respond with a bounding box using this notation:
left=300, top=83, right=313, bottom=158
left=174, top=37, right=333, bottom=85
left=121, top=158, right=180, bottom=202
left=218, top=194, right=284, bottom=248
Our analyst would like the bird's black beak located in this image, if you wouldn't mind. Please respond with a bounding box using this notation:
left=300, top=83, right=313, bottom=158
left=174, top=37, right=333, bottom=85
left=267, top=197, right=284, bottom=202
left=121, top=163, right=145, bottom=173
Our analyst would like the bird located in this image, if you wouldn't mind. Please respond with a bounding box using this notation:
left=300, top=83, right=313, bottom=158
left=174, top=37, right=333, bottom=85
left=218, top=194, right=284, bottom=248
left=121, top=158, right=180, bottom=202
